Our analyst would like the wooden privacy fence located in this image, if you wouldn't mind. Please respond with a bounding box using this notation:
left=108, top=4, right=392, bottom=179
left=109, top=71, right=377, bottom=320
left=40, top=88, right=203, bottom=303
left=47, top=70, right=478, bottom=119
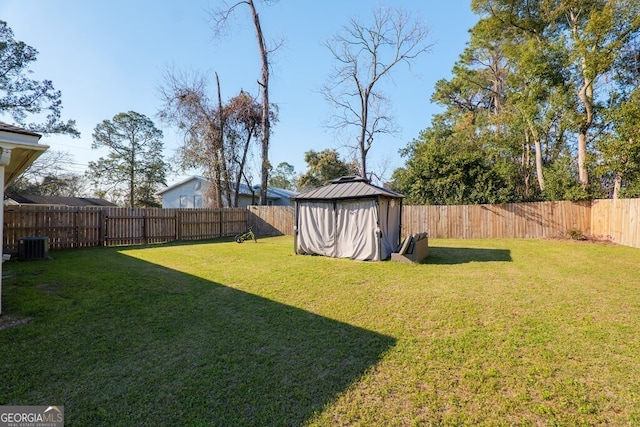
left=3, top=199, right=639, bottom=253
left=590, top=198, right=640, bottom=248
left=249, top=200, right=638, bottom=248
left=401, top=201, right=592, bottom=239
left=3, top=206, right=249, bottom=254
left=248, top=206, right=295, bottom=236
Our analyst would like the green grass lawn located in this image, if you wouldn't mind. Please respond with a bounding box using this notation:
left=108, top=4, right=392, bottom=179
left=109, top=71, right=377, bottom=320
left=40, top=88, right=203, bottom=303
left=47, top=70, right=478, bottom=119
left=1, top=236, right=639, bottom=426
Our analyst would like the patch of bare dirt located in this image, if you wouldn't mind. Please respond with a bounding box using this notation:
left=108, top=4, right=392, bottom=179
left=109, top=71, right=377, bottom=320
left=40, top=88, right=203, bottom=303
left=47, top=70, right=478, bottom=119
left=0, top=314, right=31, bottom=330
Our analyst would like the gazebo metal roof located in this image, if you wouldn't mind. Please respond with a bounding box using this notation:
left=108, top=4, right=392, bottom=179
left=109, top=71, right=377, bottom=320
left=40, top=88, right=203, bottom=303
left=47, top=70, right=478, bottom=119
left=293, top=176, right=404, bottom=201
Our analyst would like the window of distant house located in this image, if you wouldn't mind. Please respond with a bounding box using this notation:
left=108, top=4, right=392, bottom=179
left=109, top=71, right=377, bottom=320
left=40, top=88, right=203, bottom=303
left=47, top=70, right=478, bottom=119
left=267, top=200, right=274, bottom=206
left=179, top=195, right=188, bottom=208
left=194, top=195, right=203, bottom=208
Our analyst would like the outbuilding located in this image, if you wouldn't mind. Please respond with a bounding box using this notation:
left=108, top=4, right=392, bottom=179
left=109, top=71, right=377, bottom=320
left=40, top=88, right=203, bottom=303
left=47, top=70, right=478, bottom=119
left=293, top=176, right=403, bottom=261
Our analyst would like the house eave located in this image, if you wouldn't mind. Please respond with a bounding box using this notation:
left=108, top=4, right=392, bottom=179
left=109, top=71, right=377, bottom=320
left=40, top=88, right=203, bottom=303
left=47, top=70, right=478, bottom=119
left=0, top=140, right=49, bottom=189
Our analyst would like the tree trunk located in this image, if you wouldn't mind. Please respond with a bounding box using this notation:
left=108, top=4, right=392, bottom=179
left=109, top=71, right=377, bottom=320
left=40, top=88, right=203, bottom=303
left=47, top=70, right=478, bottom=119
left=215, top=72, right=232, bottom=207
left=359, top=89, right=369, bottom=179
left=613, top=172, right=622, bottom=199
left=571, top=11, right=593, bottom=188
left=129, top=149, right=135, bottom=208
left=577, top=77, right=593, bottom=188
left=527, top=122, right=545, bottom=192
left=234, top=130, right=253, bottom=207
left=491, top=51, right=503, bottom=118
left=212, top=155, right=223, bottom=208
left=522, top=130, right=532, bottom=199
left=248, top=0, right=270, bottom=205
left=534, top=138, right=544, bottom=193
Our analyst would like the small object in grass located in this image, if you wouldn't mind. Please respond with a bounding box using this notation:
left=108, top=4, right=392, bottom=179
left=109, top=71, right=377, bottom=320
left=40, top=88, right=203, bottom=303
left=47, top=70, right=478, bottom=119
left=567, top=229, right=587, bottom=240
left=235, top=227, right=257, bottom=243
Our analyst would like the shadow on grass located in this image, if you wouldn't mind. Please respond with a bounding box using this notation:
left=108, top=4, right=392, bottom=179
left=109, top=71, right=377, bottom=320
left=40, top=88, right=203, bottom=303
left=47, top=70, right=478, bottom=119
left=0, top=247, right=395, bottom=427
left=425, top=246, right=512, bottom=264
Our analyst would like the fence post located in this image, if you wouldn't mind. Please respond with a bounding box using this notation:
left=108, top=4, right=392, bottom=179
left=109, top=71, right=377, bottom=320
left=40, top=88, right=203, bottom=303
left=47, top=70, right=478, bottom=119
left=219, top=209, right=223, bottom=238
left=142, top=212, right=147, bottom=245
left=99, top=210, right=106, bottom=247
left=74, top=208, right=79, bottom=249
left=176, top=210, right=182, bottom=241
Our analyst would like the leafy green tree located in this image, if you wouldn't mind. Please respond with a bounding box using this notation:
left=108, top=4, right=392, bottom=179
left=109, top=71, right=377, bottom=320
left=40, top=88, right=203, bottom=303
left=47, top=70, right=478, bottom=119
left=87, top=111, right=168, bottom=207
left=268, top=162, right=297, bottom=190
left=428, top=19, right=539, bottom=201
left=541, top=153, right=592, bottom=201
left=392, top=119, right=514, bottom=205
left=595, top=37, right=640, bottom=198
left=0, top=20, right=78, bottom=136
left=396, top=0, right=640, bottom=204
left=435, top=4, right=574, bottom=199
left=7, top=173, right=85, bottom=198
left=297, top=149, right=356, bottom=190
left=472, top=0, right=640, bottom=189
left=597, top=90, right=640, bottom=198
left=546, top=0, right=640, bottom=187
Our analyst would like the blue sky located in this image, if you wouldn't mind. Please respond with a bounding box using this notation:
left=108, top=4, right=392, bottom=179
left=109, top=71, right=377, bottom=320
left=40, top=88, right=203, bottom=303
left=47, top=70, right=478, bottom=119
left=1, top=1, right=478, bottom=186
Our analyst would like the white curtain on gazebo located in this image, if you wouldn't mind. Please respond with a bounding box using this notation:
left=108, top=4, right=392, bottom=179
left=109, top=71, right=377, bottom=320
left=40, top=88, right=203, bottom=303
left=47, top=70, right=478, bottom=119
left=334, top=199, right=378, bottom=261
left=296, top=199, right=385, bottom=261
left=296, top=201, right=336, bottom=257
left=378, top=198, right=402, bottom=260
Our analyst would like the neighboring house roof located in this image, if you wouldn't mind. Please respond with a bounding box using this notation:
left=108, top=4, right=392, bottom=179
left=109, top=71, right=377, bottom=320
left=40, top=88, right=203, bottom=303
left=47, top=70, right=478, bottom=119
left=253, top=185, right=298, bottom=200
left=6, top=195, right=118, bottom=207
left=293, top=176, right=404, bottom=201
left=157, top=175, right=207, bottom=195
left=158, top=175, right=297, bottom=201
left=158, top=175, right=257, bottom=197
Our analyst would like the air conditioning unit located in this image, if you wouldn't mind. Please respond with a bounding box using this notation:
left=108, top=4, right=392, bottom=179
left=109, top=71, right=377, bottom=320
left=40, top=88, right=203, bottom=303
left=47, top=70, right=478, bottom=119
left=18, top=237, right=50, bottom=261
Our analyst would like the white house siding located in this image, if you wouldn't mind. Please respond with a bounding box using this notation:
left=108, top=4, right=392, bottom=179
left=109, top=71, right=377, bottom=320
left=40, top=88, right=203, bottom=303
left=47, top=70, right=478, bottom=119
left=159, top=176, right=294, bottom=208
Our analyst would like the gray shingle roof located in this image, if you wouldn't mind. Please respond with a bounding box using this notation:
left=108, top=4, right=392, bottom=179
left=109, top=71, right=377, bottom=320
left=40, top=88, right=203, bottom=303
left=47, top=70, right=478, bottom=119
left=0, top=121, right=42, bottom=137
left=293, top=176, right=403, bottom=201
left=8, top=195, right=118, bottom=207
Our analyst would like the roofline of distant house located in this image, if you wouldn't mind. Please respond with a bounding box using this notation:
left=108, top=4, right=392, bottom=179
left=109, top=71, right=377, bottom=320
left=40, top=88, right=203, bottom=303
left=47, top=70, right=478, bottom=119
left=158, top=175, right=297, bottom=199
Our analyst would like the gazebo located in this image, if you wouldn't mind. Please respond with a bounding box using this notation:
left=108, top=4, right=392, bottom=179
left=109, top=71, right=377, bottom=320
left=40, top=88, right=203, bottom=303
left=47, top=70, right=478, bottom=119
left=0, top=122, right=48, bottom=314
left=293, top=176, right=403, bottom=261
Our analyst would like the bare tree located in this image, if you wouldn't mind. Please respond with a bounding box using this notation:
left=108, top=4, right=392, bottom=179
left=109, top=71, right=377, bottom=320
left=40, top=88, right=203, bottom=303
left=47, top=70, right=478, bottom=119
left=6, top=150, right=86, bottom=197
left=323, top=7, right=434, bottom=179
left=159, top=67, right=269, bottom=207
left=210, top=0, right=281, bottom=205
left=225, top=90, right=265, bottom=204
left=158, top=68, right=228, bottom=207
